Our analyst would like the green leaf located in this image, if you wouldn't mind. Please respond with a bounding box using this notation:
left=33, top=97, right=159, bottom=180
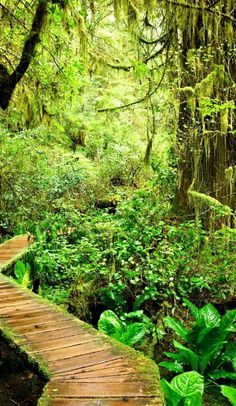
left=160, top=379, right=182, bottom=406
left=133, top=293, right=150, bottom=310
left=164, top=316, right=189, bottom=340
left=220, top=310, right=236, bottom=333
left=164, top=351, right=185, bottom=362
left=209, top=371, right=236, bottom=381
left=121, top=322, right=146, bottom=346
left=159, top=361, right=184, bottom=373
left=171, top=371, right=204, bottom=398
left=98, top=310, right=123, bottom=336
left=199, top=304, right=221, bottom=328
left=198, top=329, right=225, bottom=374
left=14, top=260, right=25, bottom=283
left=124, top=310, right=144, bottom=320
left=183, top=392, right=203, bottom=406
left=223, top=350, right=236, bottom=371
left=21, top=267, right=31, bottom=288
left=196, top=327, right=215, bottom=344
left=221, top=385, right=236, bottom=406
left=173, top=341, right=199, bottom=370
left=183, top=299, right=200, bottom=321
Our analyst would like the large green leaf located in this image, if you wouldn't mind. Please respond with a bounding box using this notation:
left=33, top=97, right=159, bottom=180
left=159, top=361, right=184, bottom=373
left=171, top=371, right=204, bottom=398
left=196, top=327, right=215, bottom=344
left=183, top=299, right=200, bottom=321
left=160, top=379, right=182, bottom=406
left=14, top=261, right=31, bottom=287
left=98, top=310, right=123, bottom=336
left=198, top=329, right=225, bottom=373
left=220, top=310, right=236, bottom=333
left=14, top=260, right=25, bottom=284
left=173, top=341, right=199, bottom=370
left=164, top=316, right=189, bottom=340
left=221, top=385, right=236, bottom=406
left=183, top=392, right=203, bottom=406
left=209, top=371, right=236, bottom=381
left=164, top=351, right=185, bottom=362
left=199, top=304, right=221, bottom=328
left=120, top=322, right=147, bottom=346
left=223, top=350, right=236, bottom=371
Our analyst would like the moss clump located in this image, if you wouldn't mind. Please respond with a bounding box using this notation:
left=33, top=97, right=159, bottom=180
left=188, top=190, right=232, bottom=216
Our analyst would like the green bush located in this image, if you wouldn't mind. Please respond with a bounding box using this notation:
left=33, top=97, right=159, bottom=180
left=22, top=188, right=235, bottom=319
left=160, top=300, right=236, bottom=379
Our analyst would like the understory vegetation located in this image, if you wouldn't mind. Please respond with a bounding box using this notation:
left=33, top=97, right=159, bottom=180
left=0, top=0, right=235, bottom=404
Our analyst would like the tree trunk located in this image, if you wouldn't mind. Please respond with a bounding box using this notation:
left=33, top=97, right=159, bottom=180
left=0, top=1, right=48, bottom=110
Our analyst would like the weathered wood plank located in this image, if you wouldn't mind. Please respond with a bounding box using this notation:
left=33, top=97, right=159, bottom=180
left=0, top=236, right=164, bottom=405
left=48, top=399, right=162, bottom=406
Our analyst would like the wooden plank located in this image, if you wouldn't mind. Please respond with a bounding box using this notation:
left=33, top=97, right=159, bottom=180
left=59, top=366, right=138, bottom=380
left=0, top=303, right=46, bottom=316
left=2, top=307, right=51, bottom=320
left=0, top=237, right=164, bottom=405
left=54, top=374, right=151, bottom=383
left=0, top=293, right=28, bottom=302
left=15, top=320, right=71, bottom=335
left=36, top=341, right=112, bottom=362
left=29, top=334, right=100, bottom=353
left=7, top=313, right=70, bottom=328
left=0, top=296, right=33, bottom=307
left=0, top=300, right=36, bottom=311
left=23, top=327, right=81, bottom=343
left=46, top=381, right=158, bottom=398
left=51, top=350, right=124, bottom=374
left=48, top=399, right=162, bottom=405
left=58, top=359, right=131, bottom=377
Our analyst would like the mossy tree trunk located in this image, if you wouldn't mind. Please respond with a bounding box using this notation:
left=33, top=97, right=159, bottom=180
left=0, top=1, right=49, bottom=110
left=173, top=1, right=236, bottom=216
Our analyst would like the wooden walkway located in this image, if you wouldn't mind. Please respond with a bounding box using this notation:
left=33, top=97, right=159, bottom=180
left=0, top=236, right=164, bottom=405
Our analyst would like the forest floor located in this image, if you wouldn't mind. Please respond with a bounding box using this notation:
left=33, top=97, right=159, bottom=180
left=0, top=337, right=46, bottom=406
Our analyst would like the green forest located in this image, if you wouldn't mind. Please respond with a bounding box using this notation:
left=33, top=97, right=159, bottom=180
left=0, top=0, right=235, bottom=404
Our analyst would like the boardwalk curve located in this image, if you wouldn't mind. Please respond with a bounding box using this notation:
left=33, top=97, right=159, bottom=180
left=0, top=236, right=164, bottom=405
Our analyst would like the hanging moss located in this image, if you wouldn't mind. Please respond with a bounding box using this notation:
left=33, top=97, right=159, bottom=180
left=144, top=0, right=157, bottom=11
left=220, top=108, right=229, bottom=134
left=128, top=1, right=139, bottom=29
left=188, top=189, right=232, bottom=215
left=225, top=166, right=236, bottom=201
left=114, top=0, right=129, bottom=18
left=195, top=69, right=216, bottom=99
left=76, top=14, right=87, bottom=56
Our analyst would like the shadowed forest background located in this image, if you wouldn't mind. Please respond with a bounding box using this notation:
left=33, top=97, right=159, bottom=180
left=0, top=1, right=235, bottom=404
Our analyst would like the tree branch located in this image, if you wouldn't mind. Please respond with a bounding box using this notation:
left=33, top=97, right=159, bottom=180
left=97, top=86, right=158, bottom=112
left=0, top=0, right=48, bottom=110
left=139, top=31, right=172, bottom=45
left=106, top=63, right=132, bottom=71
left=165, top=0, right=235, bottom=22
left=143, top=38, right=170, bottom=63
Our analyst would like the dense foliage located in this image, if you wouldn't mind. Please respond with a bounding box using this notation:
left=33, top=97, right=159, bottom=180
left=0, top=1, right=235, bottom=404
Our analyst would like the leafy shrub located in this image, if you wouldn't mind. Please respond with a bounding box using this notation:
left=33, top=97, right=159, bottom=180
left=0, top=127, right=85, bottom=233
left=22, top=189, right=235, bottom=319
left=161, top=371, right=204, bottom=405
left=98, top=310, right=154, bottom=347
left=160, top=299, right=236, bottom=380
left=14, top=260, right=31, bottom=288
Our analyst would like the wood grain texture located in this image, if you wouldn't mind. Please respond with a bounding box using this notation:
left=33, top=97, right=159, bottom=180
left=0, top=236, right=164, bottom=405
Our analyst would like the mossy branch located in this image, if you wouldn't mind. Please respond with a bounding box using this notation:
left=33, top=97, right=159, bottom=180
left=188, top=184, right=232, bottom=215
left=0, top=0, right=48, bottom=110
left=164, top=0, right=235, bottom=22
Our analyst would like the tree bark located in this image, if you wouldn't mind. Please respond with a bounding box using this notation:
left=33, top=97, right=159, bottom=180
left=0, top=1, right=48, bottom=110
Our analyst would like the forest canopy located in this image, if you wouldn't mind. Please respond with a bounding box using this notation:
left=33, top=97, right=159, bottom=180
left=0, top=1, right=235, bottom=405
left=1, top=0, right=235, bottom=217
